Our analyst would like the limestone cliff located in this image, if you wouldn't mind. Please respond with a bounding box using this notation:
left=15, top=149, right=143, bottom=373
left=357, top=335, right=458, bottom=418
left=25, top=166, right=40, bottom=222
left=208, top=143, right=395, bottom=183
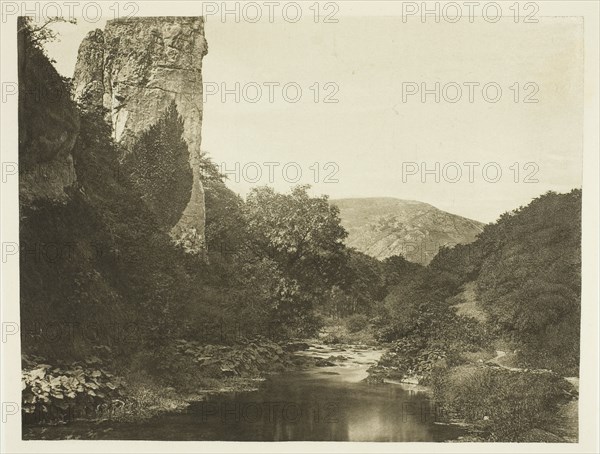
left=73, top=17, right=208, bottom=254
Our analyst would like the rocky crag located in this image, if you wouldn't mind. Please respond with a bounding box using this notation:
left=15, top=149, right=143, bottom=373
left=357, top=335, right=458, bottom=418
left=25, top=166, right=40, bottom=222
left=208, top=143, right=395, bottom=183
left=18, top=23, right=80, bottom=205
left=73, top=17, right=208, bottom=254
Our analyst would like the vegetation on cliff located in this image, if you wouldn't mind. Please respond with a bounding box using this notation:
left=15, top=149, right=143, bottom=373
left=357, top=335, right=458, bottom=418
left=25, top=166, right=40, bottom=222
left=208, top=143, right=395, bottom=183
left=19, top=17, right=375, bottom=422
left=123, top=103, right=193, bottom=229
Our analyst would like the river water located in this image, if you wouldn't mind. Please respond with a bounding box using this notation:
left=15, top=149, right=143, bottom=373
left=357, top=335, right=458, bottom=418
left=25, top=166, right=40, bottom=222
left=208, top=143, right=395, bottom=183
left=24, top=344, right=465, bottom=441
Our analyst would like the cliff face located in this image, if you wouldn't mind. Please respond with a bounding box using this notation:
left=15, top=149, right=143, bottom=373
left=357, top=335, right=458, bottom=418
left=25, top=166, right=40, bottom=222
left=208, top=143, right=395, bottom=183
left=73, top=17, right=208, bottom=254
left=18, top=26, right=80, bottom=205
left=332, top=198, right=485, bottom=265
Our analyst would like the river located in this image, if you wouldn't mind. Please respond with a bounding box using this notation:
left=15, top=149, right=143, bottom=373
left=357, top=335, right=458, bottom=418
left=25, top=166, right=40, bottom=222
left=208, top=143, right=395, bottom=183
left=24, top=344, right=465, bottom=441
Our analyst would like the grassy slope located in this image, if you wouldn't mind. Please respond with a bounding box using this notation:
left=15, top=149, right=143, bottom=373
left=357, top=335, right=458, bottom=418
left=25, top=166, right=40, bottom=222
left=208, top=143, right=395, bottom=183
left=434, top=281, right=579, bottom=442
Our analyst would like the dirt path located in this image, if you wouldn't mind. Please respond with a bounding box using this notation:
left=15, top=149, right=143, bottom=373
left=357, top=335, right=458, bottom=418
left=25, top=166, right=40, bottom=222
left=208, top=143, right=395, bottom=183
left=486, top=350, right=530, bottom=372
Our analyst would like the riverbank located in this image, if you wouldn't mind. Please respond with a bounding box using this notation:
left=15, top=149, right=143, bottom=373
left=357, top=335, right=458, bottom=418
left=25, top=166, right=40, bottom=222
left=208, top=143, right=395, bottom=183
left=433, top=364, right=579, bottom=442
left=22, top=339, right=295, bottom=434
left=23, top=335, right=386, bottom=438
left=363, top=341, right=579, bottom=442
left=24, top=341, right=467, bottom=441
left=24, top=329, right=578, bottom=442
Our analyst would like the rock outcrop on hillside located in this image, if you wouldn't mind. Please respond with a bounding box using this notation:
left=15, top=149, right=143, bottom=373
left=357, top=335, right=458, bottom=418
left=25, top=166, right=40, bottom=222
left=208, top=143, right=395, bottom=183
left=18, top=23, right=80, bottom=205
left=331, top=198, right=484, bottom=265
left=73, top=17, right=208, bottom=254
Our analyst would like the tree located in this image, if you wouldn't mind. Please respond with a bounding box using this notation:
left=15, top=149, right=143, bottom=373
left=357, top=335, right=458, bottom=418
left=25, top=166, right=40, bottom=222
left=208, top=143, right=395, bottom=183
left=329, top=250, right=385, bottom=317
left=243, top=185, right=348, bottom=329
left=201, top=156, right=247, bottom=259
left=244, top=185, right=348, bottom=287
left=123, top=103, right=193, bottom=229
left=18, top=16, right=77, bottom=55
left=381, top=255, right=422, bottom=289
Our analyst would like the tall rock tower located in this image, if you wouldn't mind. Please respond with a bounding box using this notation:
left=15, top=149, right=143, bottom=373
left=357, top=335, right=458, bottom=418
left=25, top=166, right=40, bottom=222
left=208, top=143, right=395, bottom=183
left=73, top=17, right=208, bottom=255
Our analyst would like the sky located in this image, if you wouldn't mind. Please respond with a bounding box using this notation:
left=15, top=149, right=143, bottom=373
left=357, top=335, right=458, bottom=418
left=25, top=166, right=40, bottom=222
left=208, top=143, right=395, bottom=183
left=43, top=15, right=583, bottom=223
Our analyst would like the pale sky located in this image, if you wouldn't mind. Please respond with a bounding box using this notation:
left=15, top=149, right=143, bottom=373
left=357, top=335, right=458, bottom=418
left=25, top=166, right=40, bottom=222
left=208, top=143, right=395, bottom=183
left=43, top=16, right=583, bottom=223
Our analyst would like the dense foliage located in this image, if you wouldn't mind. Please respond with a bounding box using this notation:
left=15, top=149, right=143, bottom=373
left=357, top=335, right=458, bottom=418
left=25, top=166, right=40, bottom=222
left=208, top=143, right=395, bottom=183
left=18, top=17, right=79, bottom=171
left=475, top=190, right=581, bottom=372
left=375, top=190, right=581, bottom=375
left=19, top=16, right=359, bottom=361
left=123, top=103, right=193, bottom=228
left=431, top=366, right=575, bottom=441
left=244, top=185, right=348, bottom=288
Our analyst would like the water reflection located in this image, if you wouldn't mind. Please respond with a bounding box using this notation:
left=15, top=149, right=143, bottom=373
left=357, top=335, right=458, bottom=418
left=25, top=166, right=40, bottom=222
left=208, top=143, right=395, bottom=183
left=192, top=370, right=455, bottom=442
left=23, top=346, right=464, bottom=441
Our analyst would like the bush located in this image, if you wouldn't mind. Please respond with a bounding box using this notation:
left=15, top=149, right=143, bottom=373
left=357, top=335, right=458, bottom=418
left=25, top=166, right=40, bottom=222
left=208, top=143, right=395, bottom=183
left=143, top=340, right=289, bottom=393
left=346, top=313, right=370, bottom=333
left=431, top=365, right=574, bottom=441
left=369, top=337, right=446, bottom=384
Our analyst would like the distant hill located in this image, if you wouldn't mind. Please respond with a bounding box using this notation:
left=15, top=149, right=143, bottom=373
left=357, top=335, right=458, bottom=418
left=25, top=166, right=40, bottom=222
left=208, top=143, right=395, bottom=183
left=330, top=197, right=485, bottom=264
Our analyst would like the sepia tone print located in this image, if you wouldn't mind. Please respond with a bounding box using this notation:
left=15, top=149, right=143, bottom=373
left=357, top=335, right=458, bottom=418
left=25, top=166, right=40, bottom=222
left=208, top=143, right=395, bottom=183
left=14, top=4, right=584, bottom=444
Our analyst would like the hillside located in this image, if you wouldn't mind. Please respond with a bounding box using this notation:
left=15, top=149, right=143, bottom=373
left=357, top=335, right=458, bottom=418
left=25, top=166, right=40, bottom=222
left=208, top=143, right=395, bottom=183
left=372, top=189, right=581, bottom=441
left=331, top=197, right=484, bottom=264
left=429, top=188, right=582, bottom=373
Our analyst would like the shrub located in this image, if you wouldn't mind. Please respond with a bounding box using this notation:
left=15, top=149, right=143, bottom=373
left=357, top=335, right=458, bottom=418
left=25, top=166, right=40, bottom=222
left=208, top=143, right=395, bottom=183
left=431, top=365, right=574, bottom=441
left=346, top=313, right=370, bottom=333
left=141, top=340, right=289, bottom=393
left=371, top=337, right=446, bottom=383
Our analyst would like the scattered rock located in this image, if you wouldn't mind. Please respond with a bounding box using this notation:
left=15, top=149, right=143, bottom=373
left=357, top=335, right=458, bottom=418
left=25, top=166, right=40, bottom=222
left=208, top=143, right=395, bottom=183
left=401, top=376, right=420, bottom=385
left=315, top=359, right=336, bottom=367
left=327, top=355, right=348, bottom=362
left=285, top=342, right=311, bottom=352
